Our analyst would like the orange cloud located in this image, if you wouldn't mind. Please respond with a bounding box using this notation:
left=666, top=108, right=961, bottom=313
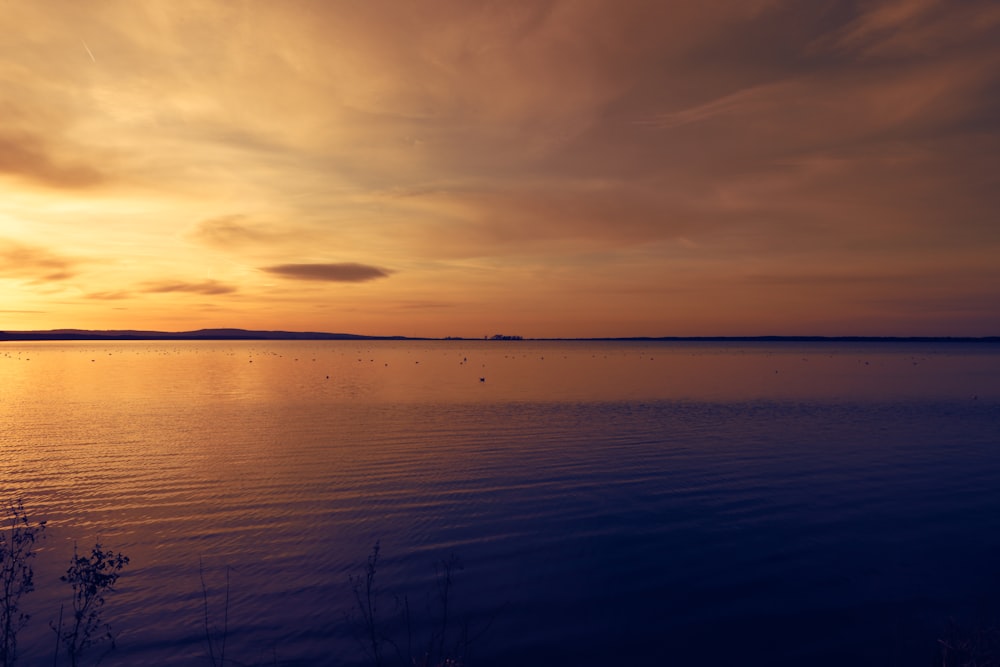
left=0, top=239, right=81, bottom=282
left=85, top=291, right=133, bottom=301
left=141, top=280, right=238, bottom=295
left=0, top=131, right=106, bottom=189
left=189, top=215, right=274, bottom=247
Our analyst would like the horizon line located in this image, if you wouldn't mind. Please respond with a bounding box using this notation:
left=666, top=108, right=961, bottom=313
left=1, top=328, right=998, bottom=343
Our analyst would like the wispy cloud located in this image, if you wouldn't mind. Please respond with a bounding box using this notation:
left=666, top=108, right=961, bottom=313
left=189, top=215, right=274, bottom=247
left=141, top=280, right=237, bottom=295
left=0, top=131, right=106, bottom=189
left=0, top=239, right=80, bottom=282
left=823, top=0, right=1000, bottom=58
left=641, top=81, right=797, bottom=130
left=262, top=263, right=393, bottom=282
left=85, top=291, right=133, bottom=300
left=392, top=300, right=456, bottom=310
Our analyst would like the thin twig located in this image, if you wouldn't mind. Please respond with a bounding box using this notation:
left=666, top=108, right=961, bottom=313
left=199, top=559, right=216, bottom=667
left=52, top=603, right=63, bottom=667
left=221, top=566, right=230, bottom=667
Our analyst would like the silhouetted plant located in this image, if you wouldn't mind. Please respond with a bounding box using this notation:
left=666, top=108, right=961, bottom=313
left=351, top=544, right=488, bottom=667
left=53, top=543, right=129, bottom=667
left=406, top=553, right=485, bottom=667
left=200, top=559, right=231, bottom=667
left=939, top=617, right=1000, bottom=667
left=350, top=541, right=389, bottom=667
left=430, top=554, right=463, bottom=666
left=0, top=499, right=46, bottom=667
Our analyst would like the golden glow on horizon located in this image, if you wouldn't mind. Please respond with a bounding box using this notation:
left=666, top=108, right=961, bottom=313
left=1, top=1, right=998, bottom=337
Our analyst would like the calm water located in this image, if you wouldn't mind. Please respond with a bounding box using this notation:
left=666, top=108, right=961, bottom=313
left=2, top=340, right=999, bottom=666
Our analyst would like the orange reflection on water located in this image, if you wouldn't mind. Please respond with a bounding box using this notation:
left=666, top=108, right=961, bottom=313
left=1, top=339, right=999, bottom=665
left=3, top=340, right=998, bottom=408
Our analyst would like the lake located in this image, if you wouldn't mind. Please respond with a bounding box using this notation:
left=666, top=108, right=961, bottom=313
left=2, top=340, right=999, bottom=666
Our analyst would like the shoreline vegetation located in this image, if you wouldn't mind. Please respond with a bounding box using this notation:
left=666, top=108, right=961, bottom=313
left=3, top=500, right=482, bottom=667
left=1, top=328, right=998, bottom=343
left=2, top=500, right=129, bottom=667
left=5, top=499, right=999, bottom=665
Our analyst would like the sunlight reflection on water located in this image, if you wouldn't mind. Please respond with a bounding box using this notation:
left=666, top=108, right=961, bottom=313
left=1, top=341, right=999, bottom=665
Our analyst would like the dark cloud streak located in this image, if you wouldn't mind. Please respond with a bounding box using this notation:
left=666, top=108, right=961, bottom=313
left=141, top=280, right=237, bottom=295
left=262, top=263, right=392, bottom=282
left=85, top=291, right=133, bottom=301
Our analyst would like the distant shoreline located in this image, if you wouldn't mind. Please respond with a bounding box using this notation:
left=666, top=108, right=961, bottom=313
left=0, top=329, right=413, bottom=341
left=1, top=329, right=998, bottom=343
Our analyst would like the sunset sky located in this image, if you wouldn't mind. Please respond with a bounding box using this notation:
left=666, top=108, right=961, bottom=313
left=2, top=1, right=998, bottom=338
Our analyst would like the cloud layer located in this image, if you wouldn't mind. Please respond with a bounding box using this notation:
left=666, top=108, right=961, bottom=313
left=0, top=0, right=997, bottom=335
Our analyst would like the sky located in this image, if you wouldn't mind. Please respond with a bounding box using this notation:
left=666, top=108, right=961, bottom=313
left=1, top=0, right=998, bottom=338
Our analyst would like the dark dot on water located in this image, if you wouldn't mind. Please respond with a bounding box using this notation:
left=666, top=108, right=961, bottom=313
left=479, top=377, right=485, bottom=382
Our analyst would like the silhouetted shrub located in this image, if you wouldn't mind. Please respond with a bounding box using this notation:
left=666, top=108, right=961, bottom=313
left=0, top=499, right=45, bottom=667
left=52, top=543, right=129, bottom=667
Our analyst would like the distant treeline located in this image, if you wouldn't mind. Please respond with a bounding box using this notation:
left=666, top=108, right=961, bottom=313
left=0, top=329, right=415, bottom=341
